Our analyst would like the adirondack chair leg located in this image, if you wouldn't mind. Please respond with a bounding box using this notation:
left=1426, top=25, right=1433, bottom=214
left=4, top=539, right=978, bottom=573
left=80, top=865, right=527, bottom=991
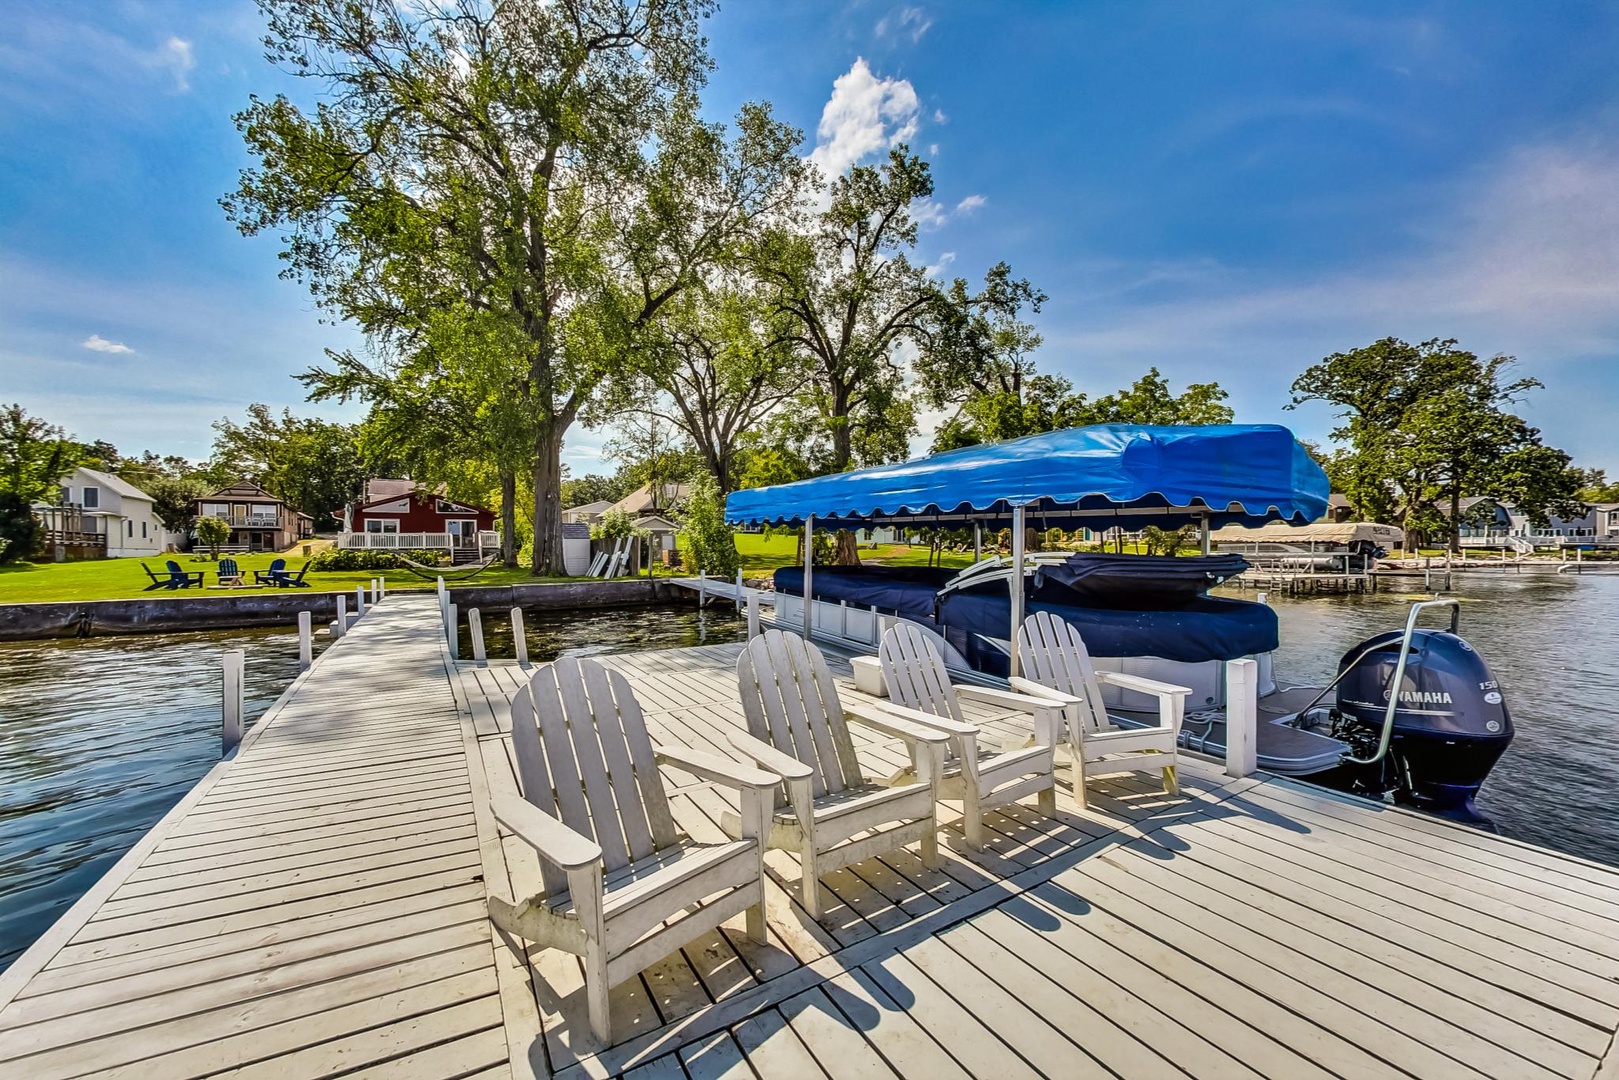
left=1162, top=764, right=1179, bottom=795
left=962, top=793, right=985, bottom=851
left=1038, top=783, right=1057, bottom=816
left=918, top=746, right=941, bottom=868
left=800, top=848, right=822, bottom=920
left=577, top=864, right=610, bottom=1044
left=740, top=787, right=768, bottom=944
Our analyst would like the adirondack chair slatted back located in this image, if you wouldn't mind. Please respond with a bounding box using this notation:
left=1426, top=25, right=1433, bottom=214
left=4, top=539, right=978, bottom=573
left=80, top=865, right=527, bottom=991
left=165, top=560, right=186, bottom=576
left=878, top=623, right=966, bottom=727
left=1018, top=611, right=1109, bottom=733
left=219, top=558, right=239, bottom=579
left=510, top=658, right=679, bottom=896
left=736, top=630, right=862, bottom=799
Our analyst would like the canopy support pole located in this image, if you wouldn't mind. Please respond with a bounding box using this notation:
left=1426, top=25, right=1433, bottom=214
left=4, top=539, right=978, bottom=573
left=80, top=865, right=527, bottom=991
left=1200, top=514, right=1212, bottom=556
left=802, top=514, right=815, bottom=640
left=973, top=521, right=982, bottom=562
left=1010, top=505, right=1026, bottom=677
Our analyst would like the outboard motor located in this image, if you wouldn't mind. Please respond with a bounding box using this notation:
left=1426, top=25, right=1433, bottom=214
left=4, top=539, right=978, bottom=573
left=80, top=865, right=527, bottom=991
left=1332, top=610, right=1513, bottom=825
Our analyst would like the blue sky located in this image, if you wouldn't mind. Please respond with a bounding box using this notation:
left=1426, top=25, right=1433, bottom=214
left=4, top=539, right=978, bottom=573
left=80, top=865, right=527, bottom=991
left=4, top=2, right=1618, bottom=478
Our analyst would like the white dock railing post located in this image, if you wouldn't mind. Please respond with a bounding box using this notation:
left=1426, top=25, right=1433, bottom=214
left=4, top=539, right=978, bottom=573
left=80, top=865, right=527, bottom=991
left=468, top=607, right=487, bottom=664
left=447, top=603, right=459, bottom=659
left=222, top=649, right=244, bottom=755
left=334, top=594, right=347, bottom=639
left=297, top=611, right=312, bottom=670
left=1225, top=658, right=1258, bottom=778
left=735, top=569, right=745, bottom=611
left=697, top=571, right=707, bottom=608
left=511, top=607, right=529, bottom=667
left=746, top=591, right=761, bottom=640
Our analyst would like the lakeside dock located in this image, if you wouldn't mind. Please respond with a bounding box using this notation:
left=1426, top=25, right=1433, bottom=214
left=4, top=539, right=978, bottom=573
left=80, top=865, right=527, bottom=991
left=3, top=594, right=1617, bottom=1078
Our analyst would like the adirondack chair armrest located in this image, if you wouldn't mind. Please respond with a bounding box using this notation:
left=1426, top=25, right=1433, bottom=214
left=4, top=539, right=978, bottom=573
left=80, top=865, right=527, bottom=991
left=1094, top=671, right=1194, bottom=699
left=655, top=744, right=779, bottom=791
left=842, top=699, right=952, bottom=747
left=1007, top=677, right=1084, bottom=709
left=955, top=684, right=1068, bottom=715
left=856, top=697, right=980, bottom=738
left=724, top=729, right=814, bottom=782
left=490, top=791, right=602, bottom=871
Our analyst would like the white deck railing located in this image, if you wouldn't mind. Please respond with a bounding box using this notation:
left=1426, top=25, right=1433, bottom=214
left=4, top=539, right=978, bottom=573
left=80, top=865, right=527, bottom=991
left=338, top=531, right=503, bottom=551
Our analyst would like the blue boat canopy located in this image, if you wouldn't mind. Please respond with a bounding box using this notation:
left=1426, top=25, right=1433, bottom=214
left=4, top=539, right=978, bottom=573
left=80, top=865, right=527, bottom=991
left=725, top=424, right=1329, bottom=529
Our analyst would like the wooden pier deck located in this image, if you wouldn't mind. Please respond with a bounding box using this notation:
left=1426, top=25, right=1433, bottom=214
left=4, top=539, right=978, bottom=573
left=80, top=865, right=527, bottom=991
left=0, top=595, right=510, bottom=1078
left=4, top=594, right=1619, bottom=1078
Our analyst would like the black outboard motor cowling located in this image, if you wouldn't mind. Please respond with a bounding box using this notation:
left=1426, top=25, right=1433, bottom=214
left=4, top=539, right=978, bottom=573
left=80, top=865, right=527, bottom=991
left=1334, top=629, right=1513, bottom=824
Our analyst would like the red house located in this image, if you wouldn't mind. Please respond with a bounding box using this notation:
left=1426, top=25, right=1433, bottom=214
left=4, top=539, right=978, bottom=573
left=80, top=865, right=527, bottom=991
left=342, top=483, right=497, bottom=561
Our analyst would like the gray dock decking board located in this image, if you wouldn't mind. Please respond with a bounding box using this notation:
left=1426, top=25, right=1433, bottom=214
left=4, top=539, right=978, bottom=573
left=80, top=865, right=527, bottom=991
left=4, top=594, right=1619, bottom=1079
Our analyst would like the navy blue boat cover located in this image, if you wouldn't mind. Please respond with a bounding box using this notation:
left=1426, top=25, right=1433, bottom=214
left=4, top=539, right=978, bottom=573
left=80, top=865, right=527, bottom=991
left=728, top=424, right=1329, bottom=529
left=1034, top=552, right=1251, bottom=608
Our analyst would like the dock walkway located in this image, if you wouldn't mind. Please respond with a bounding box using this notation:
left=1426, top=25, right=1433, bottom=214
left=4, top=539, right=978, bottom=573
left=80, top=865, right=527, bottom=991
left=4, top=595, right=1619, bottom=1079
left=0, top=594, right=509, bottom=1078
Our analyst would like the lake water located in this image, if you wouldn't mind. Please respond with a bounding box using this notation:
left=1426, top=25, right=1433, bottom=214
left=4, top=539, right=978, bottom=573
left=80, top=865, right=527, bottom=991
left=1, top=580, right=1614, bottom=974
left=0, top=603, right=743, bottom=974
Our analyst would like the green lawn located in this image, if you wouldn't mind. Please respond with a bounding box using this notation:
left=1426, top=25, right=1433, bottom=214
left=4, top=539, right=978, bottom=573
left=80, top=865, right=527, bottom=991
left=0, top=552, right=569, bottom=604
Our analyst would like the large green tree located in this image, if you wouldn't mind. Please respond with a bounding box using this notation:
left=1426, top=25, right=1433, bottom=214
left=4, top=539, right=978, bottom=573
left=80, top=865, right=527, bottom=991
left=227, top=0, right=800, bottom=575
left=756, top=147, right=939, bottom=475
left=210, top=404, right=367, bottom=525
left=0, top=404, right=81, bottom=504
left=1291, top=337, right=1584, bottom=547
left=932, top=367, right=1233, bottom=452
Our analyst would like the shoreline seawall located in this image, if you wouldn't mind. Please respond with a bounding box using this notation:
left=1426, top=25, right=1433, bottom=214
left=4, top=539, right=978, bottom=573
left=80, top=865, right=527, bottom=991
left=0, top=579, right=686, bottom=640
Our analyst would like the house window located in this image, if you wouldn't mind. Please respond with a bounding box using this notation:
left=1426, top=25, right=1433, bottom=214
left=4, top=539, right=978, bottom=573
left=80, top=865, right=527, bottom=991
left=82, top=487, right=99, bottom=508
left=141, top=521, right=147, bottom=539
left=58, top=486, right=69, bottom=504
left=365, top=519, right=400, bottom=533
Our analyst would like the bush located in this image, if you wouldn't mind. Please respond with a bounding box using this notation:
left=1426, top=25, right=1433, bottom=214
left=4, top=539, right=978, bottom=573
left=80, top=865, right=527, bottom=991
left=678, top=473, right=739, bottom=577
left=194, top=516, right=230, bottom=560
left=0, top=494, right=40, bottom=565
left=307, top=548, right=445, bottom=571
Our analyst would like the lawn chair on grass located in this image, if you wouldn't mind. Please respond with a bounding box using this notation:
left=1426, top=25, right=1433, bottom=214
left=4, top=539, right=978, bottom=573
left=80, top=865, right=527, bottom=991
left=140, top=561, right=204, bottom=590
left=725, top=630, right=948, bottom=920
left=875, top=621, right=1062, bottom=850
left=216, top=557, right=245, bottom=587
left=489, top=657, right=777, bottom=1045
left=254, top=558, right=310, bottom=587
left=1010, top=610, right=1191, bottom=806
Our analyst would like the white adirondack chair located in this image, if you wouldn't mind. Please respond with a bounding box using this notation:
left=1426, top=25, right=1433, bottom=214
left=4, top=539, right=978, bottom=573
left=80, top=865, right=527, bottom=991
left=875, top=622, right=1062, bottom=850
left=1010, top=610, right=1192, bottom=807
left=724, top=630, right=949, bottom=920
left=488, top=657, right=778, bottom=1044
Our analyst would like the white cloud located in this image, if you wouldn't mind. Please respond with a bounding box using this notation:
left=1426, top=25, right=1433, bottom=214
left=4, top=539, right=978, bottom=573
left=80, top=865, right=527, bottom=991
left=808, top=58, right=921, bottom=179
left=933, top=109, right=948, bottom=124
left=82, top=334, right=133, bottom=354
left=151, top=36, right=194, bottom=92
left=910, top=194, right=985, bottom=229
left=876, top=6, right=933, bottom=43
left=927, top=142, right=940, bottom=157
left=925, top=251, right=956, bottom=278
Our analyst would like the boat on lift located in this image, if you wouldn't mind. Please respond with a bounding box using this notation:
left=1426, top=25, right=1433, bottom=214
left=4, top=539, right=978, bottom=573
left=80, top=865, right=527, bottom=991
left=726, top=424, right=1515, bottom=824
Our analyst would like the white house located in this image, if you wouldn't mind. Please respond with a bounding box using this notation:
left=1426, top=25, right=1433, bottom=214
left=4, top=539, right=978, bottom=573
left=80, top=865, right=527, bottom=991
left=45, top=468, right=175, bottom=558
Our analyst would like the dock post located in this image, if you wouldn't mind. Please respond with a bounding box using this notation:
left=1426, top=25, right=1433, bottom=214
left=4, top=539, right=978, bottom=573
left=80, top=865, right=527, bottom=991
left=697, top=572, right=706, bottom=608
left=735, top=569, right=745, bottom=612
left=746, top=591, right=761, bottom=639
left=511, top=607, right=529, bottom=667
left=802, top=514, right=816, bottom=640
left=354, top=585, right=366, bottom=618
left=447, top=603, right=459, bottom=659
left=1225, top=658, right=1258, bottom=778
left=222, top=649, right=244, bottom=755
left=297, top=611, right=312, bottom=670
left=468, top=607, right=486, bottom=664
left=335, top=594, right=347, bottom=639
left=840, top=599, right=849, bottom=638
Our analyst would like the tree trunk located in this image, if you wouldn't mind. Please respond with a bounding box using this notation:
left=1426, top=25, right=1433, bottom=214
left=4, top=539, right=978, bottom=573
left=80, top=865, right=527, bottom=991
left=499, top=468, right=518, bottom=568
left=834, top=530, right=860, bottom=565
left=530, top=425, right=567, bottom=576
left=1448, top=483, right=1462, bottom=554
